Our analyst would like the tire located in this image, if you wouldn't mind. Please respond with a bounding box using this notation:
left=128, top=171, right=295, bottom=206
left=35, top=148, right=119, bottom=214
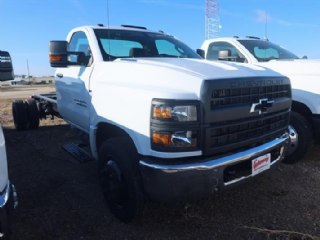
left=283, top=111, right=313, bottom=164
left=12, top=100, right=28, bottom=131
left=26, top=99, right=39, bottom=129
left=98, top=137, right=144, bottom=223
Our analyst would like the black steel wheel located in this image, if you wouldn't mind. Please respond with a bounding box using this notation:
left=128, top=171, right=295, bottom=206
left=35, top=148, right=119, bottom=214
left=283, top=111, right=313, bottom=164
left=12, top=100, right=28, bottom=131
left=26, top=99, right=40, bottom=129
left=98, top=137, right=144, bottom=223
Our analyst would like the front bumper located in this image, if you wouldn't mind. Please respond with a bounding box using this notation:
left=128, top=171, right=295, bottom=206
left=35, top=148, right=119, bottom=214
left=0, top=182, right=17, bottom=239
left=139, top=134, right=289, bottom=201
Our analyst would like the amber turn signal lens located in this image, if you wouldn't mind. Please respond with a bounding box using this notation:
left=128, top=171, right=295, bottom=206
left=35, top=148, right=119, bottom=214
left=49, top=55, right=62, bottom=62
left=152, top=132, right=171, bottom=145
left=152, top=106, right=172, bottom=119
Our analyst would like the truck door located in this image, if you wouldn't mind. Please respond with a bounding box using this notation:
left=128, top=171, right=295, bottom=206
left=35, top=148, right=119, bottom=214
left=55, top=31, right=93, bottom=132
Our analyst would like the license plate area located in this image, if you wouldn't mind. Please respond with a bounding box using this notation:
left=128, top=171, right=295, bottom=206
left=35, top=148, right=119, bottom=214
left=224, top=153, right=271, bottom=184
left=252, top=153, right=271, bottom=176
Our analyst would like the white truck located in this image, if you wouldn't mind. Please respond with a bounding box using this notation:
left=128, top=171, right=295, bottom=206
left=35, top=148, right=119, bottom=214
left=0, top=50, right=17, bottom=239
left=12, top=25, right=291, bottom=222
left=199, top=37, right=320, bottom=163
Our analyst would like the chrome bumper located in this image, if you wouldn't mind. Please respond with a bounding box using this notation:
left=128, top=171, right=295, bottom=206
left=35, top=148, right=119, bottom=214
left=139, top=134, right=289, bottom=201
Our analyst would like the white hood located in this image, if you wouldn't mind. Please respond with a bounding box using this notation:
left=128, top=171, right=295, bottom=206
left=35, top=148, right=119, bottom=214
left=93, top=58, right=284, bottom=100
left=129, top=58, right=283, bottom=79
left=258, top=59, right=320, bottom=94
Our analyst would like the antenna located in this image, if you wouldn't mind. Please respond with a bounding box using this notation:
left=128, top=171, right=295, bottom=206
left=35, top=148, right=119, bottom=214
left=264, top=12, right=268, bottom=40
left=26, top=58, right=31, bottom=84
left=106, top=0, right=110, bottom=28
left=106, top=0, right=112, bottom=61
left=205, top=0, right=220, bottom=39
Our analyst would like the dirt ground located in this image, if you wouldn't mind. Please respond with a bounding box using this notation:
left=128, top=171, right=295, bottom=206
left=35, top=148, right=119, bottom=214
left=0, top=86, right=320, bottom=240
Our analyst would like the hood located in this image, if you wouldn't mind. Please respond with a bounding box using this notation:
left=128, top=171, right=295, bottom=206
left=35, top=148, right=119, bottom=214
left=93, top=58, right=283, bottom=99
left=259, top=59, right=320, bottom=76
left=124, top=58, right=283, bottom=79
left=258, top=59, right=320, bottom=93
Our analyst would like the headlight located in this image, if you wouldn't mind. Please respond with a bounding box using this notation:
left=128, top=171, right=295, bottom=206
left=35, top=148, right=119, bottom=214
left=152, top=130, right=198, bottom=148
left=152, top=102, right=198, bottom=122
left=151, top=99, right=200, bottom=151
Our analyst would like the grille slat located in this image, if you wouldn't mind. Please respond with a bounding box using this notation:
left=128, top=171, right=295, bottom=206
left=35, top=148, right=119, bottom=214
left=201, top=77, right=291, bottom=156
left=208, top=112, right=289, bottom=149
left=211, top=84, right=291, bottom=108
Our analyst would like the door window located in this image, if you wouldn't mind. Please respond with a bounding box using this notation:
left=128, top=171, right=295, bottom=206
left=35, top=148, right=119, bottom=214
left=68, top=31, right=92, bottom=65
left=207, top=42, right=246, bottom=62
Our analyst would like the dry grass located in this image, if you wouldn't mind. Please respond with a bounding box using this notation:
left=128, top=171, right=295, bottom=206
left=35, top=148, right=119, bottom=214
left=0, top=98, right=14, bottom=127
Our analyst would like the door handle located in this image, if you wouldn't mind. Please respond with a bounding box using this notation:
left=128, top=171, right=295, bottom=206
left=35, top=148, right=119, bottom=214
left=56, top=73, right=63, bottom=78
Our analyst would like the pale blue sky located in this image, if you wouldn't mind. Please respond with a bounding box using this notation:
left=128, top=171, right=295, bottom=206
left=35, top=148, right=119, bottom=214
left=1, top=0, right=319, bottom=76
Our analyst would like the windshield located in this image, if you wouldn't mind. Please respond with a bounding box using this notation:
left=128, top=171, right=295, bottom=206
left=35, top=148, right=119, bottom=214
left=94, top=29, right=201, bottom=61
left=238, top=40, right=299, bottom=62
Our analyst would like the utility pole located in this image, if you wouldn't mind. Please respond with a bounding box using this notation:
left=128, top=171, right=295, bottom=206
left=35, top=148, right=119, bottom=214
left=26, top=58, right=31, bottom=84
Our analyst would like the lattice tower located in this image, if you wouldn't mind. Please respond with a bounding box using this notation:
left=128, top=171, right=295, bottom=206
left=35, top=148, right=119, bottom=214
left=205, top=0, right=220, bottom=39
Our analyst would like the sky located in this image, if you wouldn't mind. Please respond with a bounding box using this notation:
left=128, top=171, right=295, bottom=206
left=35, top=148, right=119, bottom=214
left=1, top=0, right=320, bottom=76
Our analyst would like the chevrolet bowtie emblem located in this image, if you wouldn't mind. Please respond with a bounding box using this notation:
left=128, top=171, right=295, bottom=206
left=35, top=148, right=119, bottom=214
left=250, top=98, right=274, bottom=115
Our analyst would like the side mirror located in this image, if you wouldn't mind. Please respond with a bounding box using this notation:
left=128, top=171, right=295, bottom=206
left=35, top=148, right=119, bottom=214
left=49, top=41, right=89, bottom=68
left=49, top=41, right=69, bottom=68
left=0, top=51, right=14, bottom=81
left=218, top=50, right=231, bottom=61
left=196, top=49, right=205, bottom=58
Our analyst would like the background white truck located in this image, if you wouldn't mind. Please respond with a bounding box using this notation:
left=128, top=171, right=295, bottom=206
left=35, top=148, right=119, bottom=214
left=13, top=25, right=291, bottom=222
left=199, top=37, right=320, bottom=163
left=0, top=50, right=17, bottom=239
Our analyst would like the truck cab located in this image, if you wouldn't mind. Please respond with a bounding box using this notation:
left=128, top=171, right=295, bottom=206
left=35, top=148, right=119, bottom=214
left=200, top=37, right=320, bottom=163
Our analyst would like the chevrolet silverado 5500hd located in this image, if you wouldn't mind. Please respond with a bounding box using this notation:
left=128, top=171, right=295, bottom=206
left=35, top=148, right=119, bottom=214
left=12, top=25, right=291, bottom=222
left=199, top=36, right=320, bottom=163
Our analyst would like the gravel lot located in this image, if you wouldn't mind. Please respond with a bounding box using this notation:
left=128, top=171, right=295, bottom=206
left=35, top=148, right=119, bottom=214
left=1, top=86, right=320, bottom=240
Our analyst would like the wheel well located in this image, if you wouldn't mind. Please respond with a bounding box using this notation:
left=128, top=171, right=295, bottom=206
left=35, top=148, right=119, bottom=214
left=291, top=101, right=313, bottom=123
left=95, top=122, right=136, bottom=153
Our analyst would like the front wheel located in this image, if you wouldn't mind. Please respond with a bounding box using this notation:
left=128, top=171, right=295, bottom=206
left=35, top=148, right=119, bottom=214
left=283, top=111, right=313, bottom=164
left=98, top=137, right=144, bottom=223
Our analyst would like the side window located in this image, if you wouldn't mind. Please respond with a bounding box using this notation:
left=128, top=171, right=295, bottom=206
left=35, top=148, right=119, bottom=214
left=207, top=42, right=246, bottom=62
left=68, top=31, right=92, bottom=65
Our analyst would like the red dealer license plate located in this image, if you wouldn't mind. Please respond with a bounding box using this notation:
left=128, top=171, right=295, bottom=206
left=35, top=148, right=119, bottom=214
left=252, top=153, right=271, bottom=176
